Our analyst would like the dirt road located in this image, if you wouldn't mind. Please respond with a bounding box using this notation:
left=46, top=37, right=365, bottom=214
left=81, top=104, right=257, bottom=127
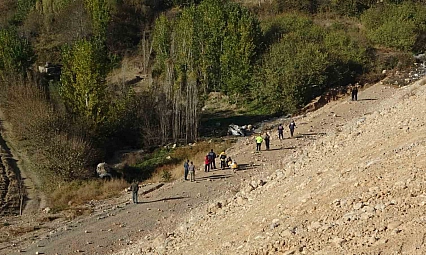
left=2, top=82, right=399, bottom=255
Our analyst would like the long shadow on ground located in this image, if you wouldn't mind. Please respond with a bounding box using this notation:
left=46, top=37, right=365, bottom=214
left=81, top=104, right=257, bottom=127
left=197, top=174, right=233, bottom=180
left=139, top=196, right=187, bottom=204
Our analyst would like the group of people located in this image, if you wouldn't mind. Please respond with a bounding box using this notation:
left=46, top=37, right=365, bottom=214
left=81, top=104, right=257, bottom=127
left=255, top=120, right=296, bottom=151
left=183, top=160, right=196, bottom=182
left=182, top=149, right=238, bottom=182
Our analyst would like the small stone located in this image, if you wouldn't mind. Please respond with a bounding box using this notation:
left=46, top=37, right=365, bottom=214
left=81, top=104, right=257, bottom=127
left=387, top=221, right=402, bottom=230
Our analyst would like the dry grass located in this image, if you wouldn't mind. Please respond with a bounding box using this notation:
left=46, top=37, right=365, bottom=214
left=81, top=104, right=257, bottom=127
left=49, top=179, right=128, bottom=211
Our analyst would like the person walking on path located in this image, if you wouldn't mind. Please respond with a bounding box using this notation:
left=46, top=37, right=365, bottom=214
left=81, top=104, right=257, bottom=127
left=277, top=124, right=284, bottom=140
left=204, top=154, right=210, bottom=172
left=208, top=149, right=216, bottom=169
left=255, top=134, right=263, bottom=151
left=351, top=83, right=359, bottom=101
left=264, top=132, right=270, bottom=150
left=289, top=120, right=296, bottom=138
left=183, top=159, right=189, bottom=181
left=219, top=151, right=227, bottom=169
left=130, top=180, right=139, bottom=204
left=188, top=162, right=196, bottom=182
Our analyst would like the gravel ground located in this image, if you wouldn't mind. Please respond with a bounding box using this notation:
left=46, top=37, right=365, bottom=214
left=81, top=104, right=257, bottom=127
left=3, top=78, right=424, bottom=255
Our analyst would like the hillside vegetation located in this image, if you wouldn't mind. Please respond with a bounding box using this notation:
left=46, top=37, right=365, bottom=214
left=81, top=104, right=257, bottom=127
left=0, top=0, right=425, bottom=203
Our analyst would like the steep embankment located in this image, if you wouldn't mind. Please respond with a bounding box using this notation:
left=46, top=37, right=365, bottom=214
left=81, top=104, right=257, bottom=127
left=119, top=78, right=426, bottom=254
left=0, top=109, right=46, bottom=216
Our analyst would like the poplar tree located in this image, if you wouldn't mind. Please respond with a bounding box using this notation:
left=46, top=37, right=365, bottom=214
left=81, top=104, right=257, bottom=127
left=84, top=0, right=110, bottom=39
left=60, top=39, right=109, bottom=124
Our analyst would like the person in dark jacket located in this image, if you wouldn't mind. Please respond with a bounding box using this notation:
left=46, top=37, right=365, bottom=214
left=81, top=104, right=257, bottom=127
left=219, top=151, right=227, bottom=170
left=264, top=132, right=270, bottom=150
left=277, top=124, right=284, bottom=140
left=183, top=159, right=189, bottom=180
left=130, top=180, right=139, bottom=204
left=289, top=120, right=296, bottom=138
left=351, top=83, right=359, bottom=101
left=208, top=149, right=216, bottom=169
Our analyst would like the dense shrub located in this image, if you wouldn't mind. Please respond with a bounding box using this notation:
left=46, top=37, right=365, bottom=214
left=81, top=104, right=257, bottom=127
left=0, top=28, right=35, bottom=77
left=361, top=2, right=426, bottom=52
left=0, top=79, right=100, bottom=190
left=252, top=14, right=369, bottom=114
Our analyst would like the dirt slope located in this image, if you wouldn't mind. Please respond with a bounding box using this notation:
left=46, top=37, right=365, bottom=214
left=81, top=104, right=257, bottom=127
left=2, top=79, right=422, bottom=255
left=117, top=78, right=426, bottom=254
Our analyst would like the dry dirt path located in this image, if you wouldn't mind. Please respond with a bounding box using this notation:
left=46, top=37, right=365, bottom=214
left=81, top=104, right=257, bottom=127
left=0, top=109, right=47, bottom=216
left=118, top=79, right=426, bottom=255
left=3, top=82, right=397, bottom=255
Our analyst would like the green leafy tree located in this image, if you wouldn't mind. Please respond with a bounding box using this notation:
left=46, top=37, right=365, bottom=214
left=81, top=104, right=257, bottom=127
left=152, top=0, right=261, bottom=97
left=60, top=39, right=109, bottom=124
left=84, top=0, right=111, bottom=39
left=0, top=28, right=34, bottom=78
left=152, top=14, right=172, bottom=76
left=220, top=2, right=261, bottom=96
left=197, top=0, right=226, bottom=92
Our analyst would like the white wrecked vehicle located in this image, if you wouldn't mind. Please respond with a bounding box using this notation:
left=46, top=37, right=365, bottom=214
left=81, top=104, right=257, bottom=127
left=228, top=124, right=254, bottom=136
left=96, top=162, right=113, bottom=180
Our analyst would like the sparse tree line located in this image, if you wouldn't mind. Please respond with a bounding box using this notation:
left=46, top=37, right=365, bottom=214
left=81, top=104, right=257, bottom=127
left=0, top=0, right=425, bottom=190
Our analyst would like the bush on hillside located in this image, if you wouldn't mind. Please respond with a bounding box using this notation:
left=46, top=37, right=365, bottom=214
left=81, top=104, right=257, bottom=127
left=0, top=28, right=35, bottom=77
left=0, top=78, right=100, bottom=190
left=361, top=2, right=426, bottom=52
left=252, top=14, right=369, bottom=114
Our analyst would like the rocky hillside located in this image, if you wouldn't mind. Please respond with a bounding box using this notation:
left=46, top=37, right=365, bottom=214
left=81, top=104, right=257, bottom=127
left=118, top=78, right=426, bottom=254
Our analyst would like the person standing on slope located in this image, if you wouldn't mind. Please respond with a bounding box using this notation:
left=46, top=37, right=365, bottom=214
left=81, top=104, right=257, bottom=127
left=219, top=151, right=227, bottom=170
left=188, top=161, right=196, bottom=182
left=183, top=159, right=189, bottom=181
left=130, top=180, right=139, bottom=204
left=255, top=134, right=263, bottom=151
left=204, top=154, right=210, bottom=172
left=278, top=124, right=284, bottom=140
left=289, top=120, right=296, bottom=138
left=208, top=149, right=216, bottom=169
left=351, top=83, right=359, bottom=101
left=264, top=132, right=270, bottom=150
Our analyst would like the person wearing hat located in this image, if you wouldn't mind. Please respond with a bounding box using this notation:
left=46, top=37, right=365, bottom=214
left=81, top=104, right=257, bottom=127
left=219, top=151, right=227, bottom=169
